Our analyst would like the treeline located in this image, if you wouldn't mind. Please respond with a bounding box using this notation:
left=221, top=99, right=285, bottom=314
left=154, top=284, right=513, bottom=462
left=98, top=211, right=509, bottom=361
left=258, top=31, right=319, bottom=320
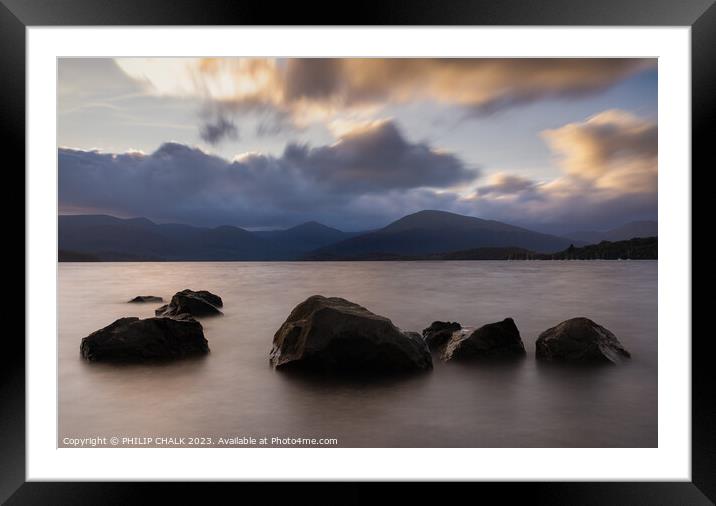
left=542, top=236, right=657, bottom=260
left=434, top=237, right=657, bottom=261
left=59, top=238, right=658, bottom=263
left=385, top=237, right=657, bottom=261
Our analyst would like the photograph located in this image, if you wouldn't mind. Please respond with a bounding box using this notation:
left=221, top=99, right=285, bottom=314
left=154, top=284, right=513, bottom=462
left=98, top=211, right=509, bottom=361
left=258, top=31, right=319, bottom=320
left=4, top=0, right=711, bottom=498
left=56, top=57, right=659, bottom=449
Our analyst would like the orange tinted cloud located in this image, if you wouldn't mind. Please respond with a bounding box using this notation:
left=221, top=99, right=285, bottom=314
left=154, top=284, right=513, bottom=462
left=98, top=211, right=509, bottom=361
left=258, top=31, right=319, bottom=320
left=542, top=109, right=657, bottom=193
left=284, top=59, right=654, bottom=113
left=466, top=109, right=657, bottom=227
left=116, top=58, right=655, bottom=121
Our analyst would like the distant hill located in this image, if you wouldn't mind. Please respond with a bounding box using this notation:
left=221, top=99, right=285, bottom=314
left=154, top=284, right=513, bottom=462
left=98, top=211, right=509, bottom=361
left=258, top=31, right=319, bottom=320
left=566, top=221, right=657, bottom=244
left=303, top=238, right=657, bottom=261
left=434, top=237, right=657, bottom=261
left=58, top=212, right=656, bottom=262
left=545, top=237, right=657, bottom=260
left=59, top=215, right=280, bottom=261
left=432, top=237, right=659, bottom=260
left=58, top=215, right=358, bottom=261
left=305, top=210, right=575, bottom=259
left=255, top=221, right=361, bottom=257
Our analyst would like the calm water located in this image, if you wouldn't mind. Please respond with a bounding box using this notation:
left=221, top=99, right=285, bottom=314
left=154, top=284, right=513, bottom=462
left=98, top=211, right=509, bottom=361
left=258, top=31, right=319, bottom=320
left=58, top=261, right=657, bottom=448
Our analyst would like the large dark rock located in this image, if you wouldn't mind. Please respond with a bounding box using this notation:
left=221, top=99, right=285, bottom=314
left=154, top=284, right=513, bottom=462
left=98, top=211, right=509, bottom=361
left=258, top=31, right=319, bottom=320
left=535, top=317, right=631, bottom=364
left=422, top=321, right=461, bottom=351
left=441, top=318, right=526, bottom=361
left=181, top=289, right=223, bottom=308
left=80, top=316, right=209, bottom=362
left=128, top=295, right=163, bottom=303
left=155, top=289, right=223, bottom=317
left=270, top=295, right=432, bottom=373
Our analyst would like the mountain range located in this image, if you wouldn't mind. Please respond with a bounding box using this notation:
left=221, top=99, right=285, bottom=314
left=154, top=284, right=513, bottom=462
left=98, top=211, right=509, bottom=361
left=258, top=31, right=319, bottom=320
left=58, top=214, right=353, bottom=261
left=565, top=220, right=657, bottom=245
left=253, top=221, right=362, bottom=258
left=58, top=211, right=657, bottom=262
left=304, top=210, right=575, bottom=260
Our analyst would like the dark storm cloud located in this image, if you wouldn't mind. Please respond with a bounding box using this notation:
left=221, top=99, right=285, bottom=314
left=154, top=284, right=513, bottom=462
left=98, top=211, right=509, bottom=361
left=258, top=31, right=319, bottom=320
left=281, top=121, right=474, bottom=193
left=58, top=120, right=478, bottom=229
left=198, top=116, right=239, bottom=145
left=58, top=109, right=658, bottom=232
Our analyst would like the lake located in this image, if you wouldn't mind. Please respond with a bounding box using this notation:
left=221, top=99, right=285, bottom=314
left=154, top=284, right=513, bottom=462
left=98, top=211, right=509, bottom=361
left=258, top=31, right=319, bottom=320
left=58, top=261, right=657, bottom=447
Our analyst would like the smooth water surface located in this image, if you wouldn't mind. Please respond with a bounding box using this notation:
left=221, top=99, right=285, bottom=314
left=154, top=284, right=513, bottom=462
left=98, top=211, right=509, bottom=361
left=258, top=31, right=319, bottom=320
left=58, top=261, right=657, bottom=447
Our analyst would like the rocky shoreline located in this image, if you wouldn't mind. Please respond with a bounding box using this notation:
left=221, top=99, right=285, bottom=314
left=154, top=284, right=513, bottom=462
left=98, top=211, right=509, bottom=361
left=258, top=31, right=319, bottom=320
left=80, top=292, right=631, bottom=369
left=80, top=289, right=222, bottom=362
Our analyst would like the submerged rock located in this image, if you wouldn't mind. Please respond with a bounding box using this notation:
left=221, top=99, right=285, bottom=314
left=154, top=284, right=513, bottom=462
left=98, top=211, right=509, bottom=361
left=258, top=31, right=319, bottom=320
left=270, top=295, right=432, bottom=373
left=422, top=321, right=461, bottom=351
left=535, top=317, right=631, bottom=364
left=442, top=318, right=526, bottom=361
left=80, top=316, right=208, bottom=362
left=128, top=295, right=163, bottom=303
left=155, top=289, right=223, bottom=317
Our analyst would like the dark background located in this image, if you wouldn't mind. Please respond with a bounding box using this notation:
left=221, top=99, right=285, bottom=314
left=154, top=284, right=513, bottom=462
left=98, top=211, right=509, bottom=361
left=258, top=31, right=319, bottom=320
left=3, top=0, right=713, bottom=503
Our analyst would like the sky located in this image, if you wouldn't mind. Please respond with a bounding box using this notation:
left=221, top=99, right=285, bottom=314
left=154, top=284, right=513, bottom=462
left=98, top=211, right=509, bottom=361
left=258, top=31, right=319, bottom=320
left=58, top=58, right=658, bottom=233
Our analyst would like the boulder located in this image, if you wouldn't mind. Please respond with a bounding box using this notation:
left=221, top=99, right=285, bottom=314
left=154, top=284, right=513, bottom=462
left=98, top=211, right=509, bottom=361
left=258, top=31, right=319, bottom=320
left=155, top=289, right=223, bottom=317
left=128, top=295, right=163, bottom=303
left=535, top=317, right=631, bottom=364
left=270, top=295, right=432, bottom=373
left=180, top=289, right=223, bottom=308
left=442, top=318, right=526, bottom=361
left=422, top=321, right=461, bottom=351
left=403, top=331, right=423, bottom=341
left=80, top=316, right=208, bottom=362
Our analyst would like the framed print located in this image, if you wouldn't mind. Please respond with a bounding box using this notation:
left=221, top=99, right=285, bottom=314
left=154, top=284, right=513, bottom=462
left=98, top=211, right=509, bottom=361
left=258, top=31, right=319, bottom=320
left=5, top=0, right=714, bottom=503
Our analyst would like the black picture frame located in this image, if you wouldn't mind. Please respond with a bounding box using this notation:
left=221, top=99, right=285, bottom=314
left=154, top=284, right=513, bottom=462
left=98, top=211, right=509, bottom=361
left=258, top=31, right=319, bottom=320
left=4, top=0, right=713, bottom=503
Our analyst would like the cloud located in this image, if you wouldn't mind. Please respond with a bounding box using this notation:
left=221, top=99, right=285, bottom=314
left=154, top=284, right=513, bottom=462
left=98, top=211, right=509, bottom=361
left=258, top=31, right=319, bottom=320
left=541, top=109, right=657, bottom=193
left=281, top=120, right=475, bottom=193
left=476, top=173, right=541, bottom=198
left=58, top=107, right=658, bottom=233
left=115, top=58, right=655, bottom=129
left=59, top=58, right=143, bottom=100
left=199, top=115, right=239, bottom=144
left=282, top=59, right=656, bottom=114
left=468, top=110, right=657, bottom=231
left=59, top=120, right=478, bottom=229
